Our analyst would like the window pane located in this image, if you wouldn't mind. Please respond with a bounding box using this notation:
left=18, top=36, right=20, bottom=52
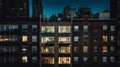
left=22, top=56, right=28, bottom=63
left=41, top=46, right=54, bottom=53
left=110, top=26, right=115, bottom=31
left=94, top=46, right=97, bottom=53
left=22, top=46, right=28, bottom=53
left=102, top=35, right=108, bottom=42
left=83, top=35, right=89, bottom=43
left=32, top=57, right=37, bottom=63
left=103, top=46, right=107, bottom=53
left=32, top=46, right=38, bottom=53
left=74, top=46, right=79, bottom=53
left=41, top=26, right=54, bottom=33
left=74, top=57, right=79, bottom=63
left=41, top=37, right=54, bottom=43
left=22, top=25, right=28, bottom=32
left=32, top=36, right=37, bottom=42
left=110, top=46, right=114, bottom=52
left=93, top=57, right=97, bottom=62
left=74, top=25, right=79, bottom=32
left=59, top=46, right=70, bottom=53
left=83, top=57, right=88, bottom=62
left=32, top=25, right=37, bottom=32
left=58, top=37, right=71, bottom=44
left=58, top=26, right=71, bottom=33
left=83, top=46, right=88, bottom=53
left=110, top=36, right=115, bottom=42
left=103, top=57, right=107, bottom=62
left=110, top=57, right=115, bottom=62
left=22, top=36, right=28, bottom=42
left=74, top=36, right=79, bottom=42
left=42, top=57, right=54, bottom=64
left=58, top=57, right=71, bottom=64
left=103, top=25, right=107, bottom=30
left=83, top=25, right=88, bottom=32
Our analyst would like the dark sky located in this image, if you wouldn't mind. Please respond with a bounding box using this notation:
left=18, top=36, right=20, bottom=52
left=29, top=0, right=110, bottom=18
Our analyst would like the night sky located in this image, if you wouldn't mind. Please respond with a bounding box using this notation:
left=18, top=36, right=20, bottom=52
left=29, top=0, right=110, bottom=18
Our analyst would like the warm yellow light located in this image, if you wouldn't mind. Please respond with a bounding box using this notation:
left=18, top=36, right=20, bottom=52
left=22, top=56, right=28, bottom=63
left=22, top=36, right=28, bottom=42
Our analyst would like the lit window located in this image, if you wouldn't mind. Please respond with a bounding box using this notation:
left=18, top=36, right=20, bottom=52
left=32, top=46, right=38, bottom=53
left=74, top=25, right=79, bottom=32
left=93, top=56, right=97, bottom=62
left=32, top=36, right=37, bottom=42
left=22, top=36, right=28, bottom=42
left=110, top=46, right=114, bottom=52
left=74, top=46, right=79, bottom=53
left=83, top=57, right=88, bottom=62
left=83, top=25, right=88, bottom=32
left=41, top=46, right=54, bottom=53
left=103, top=57, right=107, bottom=62
left=110, top=26, right=115, bottom=31
left=74, top=57, right=79, bottom=63
left=41, top=26, right=54, bottom=33
left=110, top=36, right=115, bottom=42
left=83, top=35, right=89, bottom=43
left=74, top=36, right=79, bottom=42
left=32, top=25, right=37, bottom=32
left=103, top=46, right=107, bottom=53
left=102, top=35, right=108, bottom=42
left=22, top=46, right=27, bottom=53
left=83, top=46, right=88, bottom=53
left=58, top=26, right=71, bottom=33
left=110, top=57, right=115, bottom=62
left=41, top=37, right=54, bottom=43
left=22, top=25, right=28, bottom=32
left=0, top=35, right=18, bottom=42
left=103, top=25, right=107, bottom=31
left=42, top=57, right=54, bottom=64
left=58, top=37, right=71, bottom=44
left=22, top=56, right=28, bottom=63
left=32, top=57, right=37, bottom=63
left=58, top=57, right=71, bottom=64
left=59, top=46, right=70, bottom=53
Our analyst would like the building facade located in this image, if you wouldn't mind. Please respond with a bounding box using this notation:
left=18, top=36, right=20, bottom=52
left=0, top=19, right=40, bottom=67
left=39, top=19, right=118, bottom=67
left=0, top=19, right=119, bottom=67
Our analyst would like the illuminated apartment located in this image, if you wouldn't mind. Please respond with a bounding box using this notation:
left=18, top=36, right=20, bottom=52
left=39, top=19, right=118, bottom=67
left=40, top=22, right=72, bottom=67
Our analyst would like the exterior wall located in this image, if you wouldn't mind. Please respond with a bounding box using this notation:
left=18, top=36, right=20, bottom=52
left=0, top=19, right=39, bottom=67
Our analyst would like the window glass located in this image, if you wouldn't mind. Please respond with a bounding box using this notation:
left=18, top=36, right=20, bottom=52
left=41, top=26, right=54, bottom=33
left=58, top=26, right=71, bottom=33
left=58, top=57, right=71, bottom=64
